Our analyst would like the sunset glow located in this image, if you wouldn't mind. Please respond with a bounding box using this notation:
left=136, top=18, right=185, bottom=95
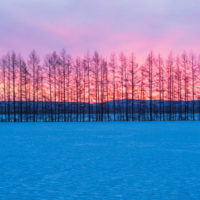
left=0, top=0, right=200, bottom=122
left=0, top=0, right=199, bottom=59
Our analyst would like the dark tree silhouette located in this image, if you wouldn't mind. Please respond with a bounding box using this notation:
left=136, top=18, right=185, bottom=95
left=0, top=50, right=200, bottom=122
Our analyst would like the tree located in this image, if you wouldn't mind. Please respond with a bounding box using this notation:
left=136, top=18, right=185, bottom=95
left=146, top=52, right=154, bottom=121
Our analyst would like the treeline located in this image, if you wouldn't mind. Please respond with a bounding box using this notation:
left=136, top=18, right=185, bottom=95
left=0, top=50, right=200, bottom=122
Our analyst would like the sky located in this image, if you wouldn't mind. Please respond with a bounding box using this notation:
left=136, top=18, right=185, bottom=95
left=0, top=0, right=200, bottom=60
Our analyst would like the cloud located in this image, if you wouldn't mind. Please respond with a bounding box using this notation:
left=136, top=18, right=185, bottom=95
left=0, top=0, right=199, bottom=60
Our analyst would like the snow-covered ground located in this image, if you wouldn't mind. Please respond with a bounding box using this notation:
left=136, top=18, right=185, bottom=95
left=0, top=122, right=200, bottom=200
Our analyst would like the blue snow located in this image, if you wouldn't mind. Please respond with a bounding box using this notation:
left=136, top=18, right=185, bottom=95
left=0, top=122, right=200, bottom=200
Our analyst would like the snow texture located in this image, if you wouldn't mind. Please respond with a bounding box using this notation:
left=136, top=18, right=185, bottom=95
left=0, top=122, right=200, bottom=200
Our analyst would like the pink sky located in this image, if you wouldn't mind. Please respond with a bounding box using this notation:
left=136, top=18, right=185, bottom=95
left=0, top=0, right=200, bottom=61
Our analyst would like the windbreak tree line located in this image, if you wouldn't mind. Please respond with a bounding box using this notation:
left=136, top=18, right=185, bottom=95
left=0, top=50, right=200, bottom=122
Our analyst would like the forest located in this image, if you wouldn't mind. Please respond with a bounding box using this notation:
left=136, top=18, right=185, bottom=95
left=0, top=50, right=199, bottom=122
